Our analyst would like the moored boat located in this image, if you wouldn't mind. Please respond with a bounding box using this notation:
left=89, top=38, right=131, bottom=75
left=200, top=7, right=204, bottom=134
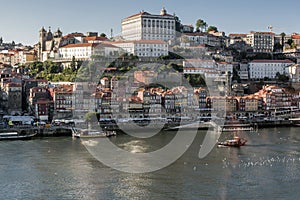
left=0, top=131, right=37, bottom=140
left=218, top=136, right=247, bottom=147
left=72, top=128, right=116, bottom=138
left=222, top=124, right=255, bottom=132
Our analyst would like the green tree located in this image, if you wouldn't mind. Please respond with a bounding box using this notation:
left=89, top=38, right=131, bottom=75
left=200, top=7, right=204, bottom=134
left=70, top=56, right=76, bottom=72
left=100, top=33, right=107, bottom=38
left=84, top=112, right=98, bottom=123
left=43, top=61, right=63, bottom=74
left=207, top=26, right=218, bottom=33
left=287, top=39, right=293, bottom=46
left=196, top=19, right=207, bottom=32
left=276, top=72, right=289, bottom=82
left=84, top=112, right=98, bottom=129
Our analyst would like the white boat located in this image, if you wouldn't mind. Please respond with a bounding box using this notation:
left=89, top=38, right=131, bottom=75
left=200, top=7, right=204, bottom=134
left=0, top=131, right=37, bottom=140
left=72, top=128, right=116, bottom=138
left=221, top=124, right=255, bottom=132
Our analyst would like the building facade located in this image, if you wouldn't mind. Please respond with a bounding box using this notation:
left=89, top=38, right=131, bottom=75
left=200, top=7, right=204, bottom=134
left=106, top=40, right=168, bottom=57
left=122, top=8, right=178, bottom=41
left=249, top=59, right=294, bottom=79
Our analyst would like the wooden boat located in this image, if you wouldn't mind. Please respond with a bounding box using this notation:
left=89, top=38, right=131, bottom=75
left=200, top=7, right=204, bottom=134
left=218, top=136, right=247, bottom=147
left=0, top=131, right=37, bottom=140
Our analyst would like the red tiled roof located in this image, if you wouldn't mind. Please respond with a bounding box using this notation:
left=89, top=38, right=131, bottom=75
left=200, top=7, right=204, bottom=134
left=250, top=31, right=275, bottom=35
left=184, top=59, right=215, bottom=62
left=218, top=62, right=230, bottom=64
left=63, top=33, right=85, bottom=39
left=292, top=35, right=300, bottom=39
left=104, top=40, right=167, bottom=45
left=60, top=43, right=97, bottom=48
left=229, top=33, right=247, bottom=37
left=250, top=59, right=294, bottom=64
left=5, top=82, right=22, bottom=87
left=84, top=36, right=108, bottom=41
left=184, top=32, right=207, bottom=36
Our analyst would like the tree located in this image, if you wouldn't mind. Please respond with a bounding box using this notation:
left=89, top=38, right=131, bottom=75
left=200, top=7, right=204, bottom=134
left=84, top=112, right=98, bottom=123
left=100, top=33, right=107, bottom=38
left=203, top=22, right=208, bottom=32
left=287, top=39, right=293, bottom=46
left=70, top=56, right=76, bottom=72
left=0, top=37, right=2, bottom=45
left=276, top=72, right=289, bottom=82
left=273, top=42, right=283, bottom=52
left=196, top=19, right=207, bottom=32
left=207, top=26, right=218, bottom=33
left=280, top=32, right=286, bottom=46
left=84, top=112, right=99, bottom=129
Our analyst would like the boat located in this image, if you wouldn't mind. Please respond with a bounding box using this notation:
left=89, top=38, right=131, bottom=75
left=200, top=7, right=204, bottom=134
left=0, top=131, right=37, bottom=140
left=72, top=128, right=116, bottom=139
left=218, top=136, right=247, bottom=147
left=221, top=124, right=255, bottom=132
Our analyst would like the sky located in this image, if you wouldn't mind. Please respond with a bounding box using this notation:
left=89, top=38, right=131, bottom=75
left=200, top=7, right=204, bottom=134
left=0, top=0, right=299, bottom=45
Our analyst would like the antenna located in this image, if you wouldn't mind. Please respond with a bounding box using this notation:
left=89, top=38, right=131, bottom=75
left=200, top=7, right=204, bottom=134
left=268, top=25, right=273, bottom=32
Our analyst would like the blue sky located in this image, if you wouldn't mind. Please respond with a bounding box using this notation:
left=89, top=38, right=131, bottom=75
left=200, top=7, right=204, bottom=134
left=0, top=0, right=299, bottom=45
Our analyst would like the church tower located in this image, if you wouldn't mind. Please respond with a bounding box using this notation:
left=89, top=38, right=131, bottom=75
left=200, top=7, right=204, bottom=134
left=54, top=28, right=62, bottom=38
left=39, top=27, right=47, bottom=51
left=38, top=27, right=47, bottom=61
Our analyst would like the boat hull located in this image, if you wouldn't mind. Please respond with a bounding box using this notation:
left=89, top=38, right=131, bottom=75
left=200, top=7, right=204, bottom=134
left=0, top=133, right=37, bottom=141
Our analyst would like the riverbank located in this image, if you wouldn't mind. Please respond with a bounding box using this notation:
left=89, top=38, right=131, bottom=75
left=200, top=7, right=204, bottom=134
left=3, top=118, right=298, bottom=138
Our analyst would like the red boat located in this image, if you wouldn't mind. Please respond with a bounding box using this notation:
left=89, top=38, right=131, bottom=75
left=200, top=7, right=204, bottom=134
left=218, top=136, right=247, bottom=147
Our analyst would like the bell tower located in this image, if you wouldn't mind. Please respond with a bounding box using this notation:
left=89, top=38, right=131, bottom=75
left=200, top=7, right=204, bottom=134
left=39, top=27, right=47, bottom=51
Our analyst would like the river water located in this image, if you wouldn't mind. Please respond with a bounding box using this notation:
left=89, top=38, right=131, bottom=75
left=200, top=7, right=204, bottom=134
left=0, top=127, right=300, bottom=199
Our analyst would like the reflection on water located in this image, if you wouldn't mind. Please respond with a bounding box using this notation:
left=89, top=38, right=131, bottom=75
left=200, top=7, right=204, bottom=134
left=119, top=140, right=149, bottom=153
left=0, top=128, right=299, bottom=199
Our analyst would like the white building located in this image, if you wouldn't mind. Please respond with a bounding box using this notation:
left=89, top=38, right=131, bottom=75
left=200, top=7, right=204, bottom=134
left=183, top=59, right=225, bottom=78
left=58, top=43, right=95, bottom=60
left=183, top=59, right=216, bottom=69
left=105, top=40, right=168, bottom=57
left=229, top=32, right=275, bottom=53
left=182, top=32, right=223, bottom=47
left=228, top=34, right=248, bottom=45
left=183, top=67, right=217, bottom=74
left=249, top=59, right=294, bottom=79
left=287, top=64, right=300, bottom=82
left=58, top=43, right=121, bottom=60
left=216, top=62, right=233, bottom=74
left=248, top=32, right=275, bottom=53
left=121, top=8, right=178, bottom=41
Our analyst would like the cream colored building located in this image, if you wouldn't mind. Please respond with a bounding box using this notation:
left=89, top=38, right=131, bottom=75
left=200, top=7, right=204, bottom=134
left=105, top=40, right=168, bottom=57
left=122, top=8, right=177, bottom=41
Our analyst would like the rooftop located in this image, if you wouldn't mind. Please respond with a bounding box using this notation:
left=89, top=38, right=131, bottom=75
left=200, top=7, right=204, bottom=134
left=250, top=59, right=294, bottom=64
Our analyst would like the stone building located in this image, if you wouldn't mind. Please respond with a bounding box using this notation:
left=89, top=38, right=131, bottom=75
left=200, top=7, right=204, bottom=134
left=36, top=27, right=63, bottom=61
